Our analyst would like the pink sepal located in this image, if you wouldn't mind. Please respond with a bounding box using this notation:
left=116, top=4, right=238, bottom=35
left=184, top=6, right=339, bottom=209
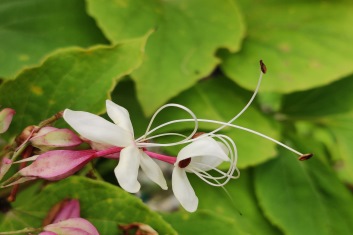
left=43, top=218, right=99, bottom=235
left=31, top=127, right=82, bottom=148
left=19, top=150, right=96, bottom=180
left=0, top=108, right=15, bottom=133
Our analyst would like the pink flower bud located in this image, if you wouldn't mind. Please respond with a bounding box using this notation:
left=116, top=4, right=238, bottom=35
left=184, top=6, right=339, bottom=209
left=18, top=150, right=96, bottom=181
left=52, top=199, right=80, bottom=223
left=39, top=232, right=57, bottom=235
left=0, top=157, right=12, bottom=180
left=0, top=108, right=15, bottom=133
left=31, top=127, right=82, bottom=149
left=43, top=218, right=99, bottom=235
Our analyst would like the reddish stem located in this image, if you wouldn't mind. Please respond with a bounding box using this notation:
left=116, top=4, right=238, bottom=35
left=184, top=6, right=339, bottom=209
left=144, top=150, right=176, bottom=164
left=93, top=147, right=123, bottom=158
left=93, top=146, right=176, bottom=164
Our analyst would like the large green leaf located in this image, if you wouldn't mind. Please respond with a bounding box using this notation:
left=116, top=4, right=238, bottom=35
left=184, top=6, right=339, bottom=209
left=279, top=73, right=353, bottom=183
left=221, top=0, right=353, bottom=93
left=0, top=0, right=108, bottom=79
left=0, top=177, right=176, bottom=234
left=281, top=74, right=353, bottom=118
left=187, top=171, right=282, bottom=234
left=0, top=35, right=148, bottom=137
left=163, top=171, right=281, bottom=234
left=154, top=76, right=278, bottom=168
left=255, top=148, right=353, bottom=235
left=317, top=113, right=353, bottom=184
left=163, top=210, right=245, bottom=235
left=87, top=0, right=244, bottom=115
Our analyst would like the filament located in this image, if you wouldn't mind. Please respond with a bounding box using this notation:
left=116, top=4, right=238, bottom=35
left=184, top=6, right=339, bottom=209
left=136, top=104, right=198, bottom=147
left=206, top=70, right=264, bottom=136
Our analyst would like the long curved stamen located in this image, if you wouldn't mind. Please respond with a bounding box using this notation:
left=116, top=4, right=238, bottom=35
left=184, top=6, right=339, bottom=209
left=136, top=104, right=198, bottom=147
left=203, top=133, right=238, bottom=179
left=191, top=163, right=233, bottom=179
left=206, top=69, right=264, bottom=136
left=188, top=134, right=240, bottom=185
left=211, top=134, right=239, bottom=179
left=191, top=168, right=231, bottom=187
left=147, top=118, right=304, bottom=157
left=136, top=132, right=187, bottom=144
left=201, top=120, right=303, bottom=155
left=135, top=66, right=265, bottom=148
left=199, top=166, right=239, bottom=185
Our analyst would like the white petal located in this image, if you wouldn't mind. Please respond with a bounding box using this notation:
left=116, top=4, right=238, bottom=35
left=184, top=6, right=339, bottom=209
left=106, top=100, right=134, bottom=135
left=172, top=167, right=198, bottom=212
left=188, top=156, right=224, bottom=172
left=177, top=137, right=229, bottom=163
left=64, top=109, right=132, bottom=147
left=140, top=152, right=168, bottom=190
left=114, top=145, right=141, bottom=193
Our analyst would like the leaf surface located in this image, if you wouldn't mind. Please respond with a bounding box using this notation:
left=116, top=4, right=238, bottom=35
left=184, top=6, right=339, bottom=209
left=0, top=36, right=148, bottom=137
left=255, top=148, right=353, bottom=235
left=0, top=0, right=108, bottom=78
left=0, top=177, right=177, bottom=234
left=87, top=0, right=244, bottom=114
left=221, top=0, right=353, bottom=93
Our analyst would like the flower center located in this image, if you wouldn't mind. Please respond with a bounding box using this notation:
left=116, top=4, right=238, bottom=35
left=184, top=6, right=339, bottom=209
left=178, top=158, right=191, bottom=168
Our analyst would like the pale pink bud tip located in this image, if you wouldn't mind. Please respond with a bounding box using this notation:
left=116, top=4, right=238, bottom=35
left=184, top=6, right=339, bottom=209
left=43, top=218, right=99, bottom=235
left=19, top=150, right=96, bottom=181
left=53, top=199, right=81, bottom=223
left=31, top=127, right=82, bottom=148
left=0, top=157, right=13, bottom=180
left=119, top=222, right=158, bottom=235
left=0, top=108, right=15, bottom=133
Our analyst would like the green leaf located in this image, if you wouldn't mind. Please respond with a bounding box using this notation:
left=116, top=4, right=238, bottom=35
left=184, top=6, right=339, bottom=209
left=0, top=35, right=148, bottom=137
left=163, top=210, right=245, bottom=235
left=221, top=0, right=353, bottom=93
left=87, top=0, right=244, bottom=115
left=318, top=113, right=353, bottom=184
left=183, top=171, right=282, bottom=234
left=156, top=76, right=278, bottom=168
left=0, top=177, right=176, bottom=234
left=0, top=0, right=108, bottom=79
left=255, top=149, right=353, bottom=235
left=279, top=73, right=353, bottom=183
left=281, top=74, right=353, bottom=118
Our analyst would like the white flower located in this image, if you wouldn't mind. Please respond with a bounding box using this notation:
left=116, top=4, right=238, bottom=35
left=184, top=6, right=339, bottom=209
left=63, top=100, right=167, bottom=193
left=172, top=136, right=238, bottom=212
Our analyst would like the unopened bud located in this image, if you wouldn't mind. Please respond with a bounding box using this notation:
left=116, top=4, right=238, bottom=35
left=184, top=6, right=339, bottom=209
left=30, top=127, right=82, bottom=149
left=0, top=157, right=12, bottom=180
left=16, top=125, right=36, bottom=146
left=42, top=218, right=99, bottom=235
left=19, top=150, right=96, bottom=181
left=119, top=222, right=158, bottom=235
left=0, top=108, right=15, bottom=133
left=43, top=199, right=80, bottom=226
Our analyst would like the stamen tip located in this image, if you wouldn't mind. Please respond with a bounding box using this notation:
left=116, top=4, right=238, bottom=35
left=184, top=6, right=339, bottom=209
left=298, top=153, right=313, bottom=161
left=259, top=60, right=267, bottom=74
